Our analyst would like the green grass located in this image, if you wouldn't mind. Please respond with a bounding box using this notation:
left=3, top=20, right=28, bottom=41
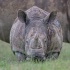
left=0, top=40, right=70, bottom=70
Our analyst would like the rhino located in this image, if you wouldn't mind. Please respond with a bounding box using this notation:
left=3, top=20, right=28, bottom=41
left=10, top=6, right=63, bottom=61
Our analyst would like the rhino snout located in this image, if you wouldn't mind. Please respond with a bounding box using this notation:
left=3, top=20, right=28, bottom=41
left=30, top=37, right=43, bottom=49
left=33, top=53, right=46, bottom=61
left=27, top=51, right=46, bottom=61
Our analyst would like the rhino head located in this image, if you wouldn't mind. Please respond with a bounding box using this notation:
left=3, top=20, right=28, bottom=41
left=18, top=10, right=57, bottom=61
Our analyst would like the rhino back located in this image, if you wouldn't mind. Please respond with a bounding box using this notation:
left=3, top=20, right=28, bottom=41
left=25, top=6, right=50, bottom=20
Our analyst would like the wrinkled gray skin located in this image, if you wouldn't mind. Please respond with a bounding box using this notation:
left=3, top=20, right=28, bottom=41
left=10, top=6, right=63, bottom=61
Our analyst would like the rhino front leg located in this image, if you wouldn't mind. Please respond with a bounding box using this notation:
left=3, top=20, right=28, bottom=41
left=47, top=52, right=60, bottom=60
left=14, top=51, right=26, bottom=61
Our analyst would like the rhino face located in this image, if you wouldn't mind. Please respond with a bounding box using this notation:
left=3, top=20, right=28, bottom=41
left=25, top=20, right=48, bottom=61
left=18, top=10, right=57, bottom=61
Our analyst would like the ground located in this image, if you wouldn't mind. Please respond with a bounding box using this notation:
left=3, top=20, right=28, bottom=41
left=0, top=40, right=70, bottom=70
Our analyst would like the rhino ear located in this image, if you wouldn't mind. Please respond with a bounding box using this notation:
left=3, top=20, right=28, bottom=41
left=44, top=11, right=57, bottom=24
left=18, top=10, right=28, bottom=25
left=47, top=11, right=57, bottom=23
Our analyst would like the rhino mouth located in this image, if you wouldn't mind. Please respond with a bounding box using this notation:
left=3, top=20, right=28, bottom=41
left=26, top=51, right=46, bottom=62
left=32, top=54, right=46, bottom=62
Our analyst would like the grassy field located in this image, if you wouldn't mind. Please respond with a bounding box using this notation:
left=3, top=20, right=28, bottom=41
left=0, top=40, right=70, bottom=70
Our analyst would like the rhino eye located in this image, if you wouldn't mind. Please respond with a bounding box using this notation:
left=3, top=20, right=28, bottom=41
left=44, top=39, right=47, bottom=43
left=45, top=40, right=47, bottom=42
left=26, top=41, right=28, bottom=44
